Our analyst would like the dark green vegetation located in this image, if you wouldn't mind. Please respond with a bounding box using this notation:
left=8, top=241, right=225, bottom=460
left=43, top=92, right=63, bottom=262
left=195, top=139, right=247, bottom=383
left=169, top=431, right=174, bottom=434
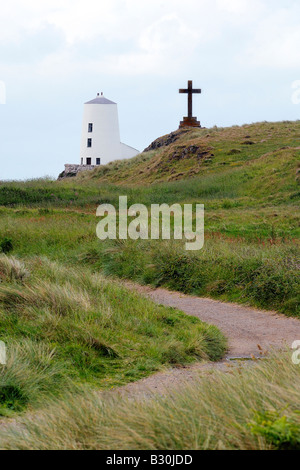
left=0, top=255, right=225, bottom=415
left=0, top=121, right=299, bottom=316
left=1, top=351, right=299, bottom=450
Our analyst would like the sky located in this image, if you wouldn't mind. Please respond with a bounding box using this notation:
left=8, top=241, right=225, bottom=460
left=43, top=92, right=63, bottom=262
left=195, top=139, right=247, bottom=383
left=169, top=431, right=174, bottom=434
left=0, top=0, right=300, bottom=180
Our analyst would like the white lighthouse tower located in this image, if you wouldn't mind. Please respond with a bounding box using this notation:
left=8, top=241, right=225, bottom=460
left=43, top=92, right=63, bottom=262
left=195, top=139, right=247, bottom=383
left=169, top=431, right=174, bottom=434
left=79, top=92, right=139, bottom=167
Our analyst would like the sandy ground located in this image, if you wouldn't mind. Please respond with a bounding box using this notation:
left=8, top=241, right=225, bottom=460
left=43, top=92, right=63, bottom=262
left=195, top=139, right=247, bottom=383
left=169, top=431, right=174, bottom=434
left=116, top=283, right=300, bottom=397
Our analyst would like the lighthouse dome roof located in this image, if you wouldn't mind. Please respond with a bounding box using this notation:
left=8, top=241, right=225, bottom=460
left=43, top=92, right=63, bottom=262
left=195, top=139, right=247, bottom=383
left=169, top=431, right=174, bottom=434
left=85, top=93, right=116, bottom=105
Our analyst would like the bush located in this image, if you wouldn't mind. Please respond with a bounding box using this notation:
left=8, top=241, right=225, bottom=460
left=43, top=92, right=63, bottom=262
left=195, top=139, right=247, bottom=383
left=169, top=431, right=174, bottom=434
left=0, top=238, right=13, bottom=254
left=249, top=410, right=300, bottom=450
left=244, top=263, right=299, bottom=311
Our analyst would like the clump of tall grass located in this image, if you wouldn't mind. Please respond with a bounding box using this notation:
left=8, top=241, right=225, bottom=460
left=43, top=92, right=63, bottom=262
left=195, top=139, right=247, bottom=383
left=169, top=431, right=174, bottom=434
left=1, top=350, right=299, bottom=450
left=0, top=281, right=92, bottom=315
left=0, top=255, right=29, bottom=283
left=0, top=340, right=69, bottom=415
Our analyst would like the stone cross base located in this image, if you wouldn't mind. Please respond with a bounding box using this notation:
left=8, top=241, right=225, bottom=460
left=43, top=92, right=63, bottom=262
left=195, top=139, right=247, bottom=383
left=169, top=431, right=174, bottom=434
left=179, top=117, right=201, bottom=128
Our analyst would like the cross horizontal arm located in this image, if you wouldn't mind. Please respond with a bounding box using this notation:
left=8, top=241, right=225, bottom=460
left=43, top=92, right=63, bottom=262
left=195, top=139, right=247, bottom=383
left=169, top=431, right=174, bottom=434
left=179, top=89, right=201, bottom=94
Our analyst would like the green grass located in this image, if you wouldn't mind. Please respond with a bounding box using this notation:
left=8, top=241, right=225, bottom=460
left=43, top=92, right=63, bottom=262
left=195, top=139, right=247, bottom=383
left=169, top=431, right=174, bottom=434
left=0, top=205, right=298, bottom=315
left=1, top=350, right=299, bottom=450
left=0, top=255, right=225, bottom=415
left=96, top=238, right=299, bottom=316
left=0, top=120, right=299, bottom=449
left=0, top=121, right=299, bottom=316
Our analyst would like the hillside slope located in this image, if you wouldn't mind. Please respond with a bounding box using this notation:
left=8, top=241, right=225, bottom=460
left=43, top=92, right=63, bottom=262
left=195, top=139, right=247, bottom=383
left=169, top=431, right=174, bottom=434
left=0, top=120, right=299, bottom=317
left=76, top=121, right=300, bottom=186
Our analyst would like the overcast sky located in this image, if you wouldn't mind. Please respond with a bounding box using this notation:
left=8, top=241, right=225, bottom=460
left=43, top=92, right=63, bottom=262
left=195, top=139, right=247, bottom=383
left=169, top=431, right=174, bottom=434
left=0, top=0, right=300, bottom=180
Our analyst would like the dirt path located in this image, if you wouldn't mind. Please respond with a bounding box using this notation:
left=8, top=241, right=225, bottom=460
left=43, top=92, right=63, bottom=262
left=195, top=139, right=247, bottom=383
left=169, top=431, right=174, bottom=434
left=117, top=283, right=300, bottom=396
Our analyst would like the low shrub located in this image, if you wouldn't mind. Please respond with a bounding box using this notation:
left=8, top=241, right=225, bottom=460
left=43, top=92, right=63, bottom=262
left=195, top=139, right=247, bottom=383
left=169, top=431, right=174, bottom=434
left=0, top=238, right=13, bottom=254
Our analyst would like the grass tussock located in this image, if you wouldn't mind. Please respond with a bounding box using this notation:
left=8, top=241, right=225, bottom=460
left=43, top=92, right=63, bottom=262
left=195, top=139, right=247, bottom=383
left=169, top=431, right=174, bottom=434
left=0, top=256, right=226, bottom=414
left=0, top=255, right=29, bottom=283
left=0, top=340, right=69, bottom=416
left=1, top=351, right=299, bottom=450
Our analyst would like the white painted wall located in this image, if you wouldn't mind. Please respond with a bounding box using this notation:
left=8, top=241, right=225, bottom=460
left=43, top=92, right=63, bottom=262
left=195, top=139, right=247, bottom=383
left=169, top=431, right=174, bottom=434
left=121, top=143, right=141, bottom=159
left=79, top=96, right=139, bottom=166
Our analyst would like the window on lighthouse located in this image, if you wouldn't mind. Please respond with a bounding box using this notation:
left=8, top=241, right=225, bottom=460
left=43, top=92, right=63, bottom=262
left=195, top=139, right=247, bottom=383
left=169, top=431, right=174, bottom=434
left=87, top=138, right=92, bottom=148
left=96, top=158, right=101, bottom=165
left=88, top=123, right=93, bottom=133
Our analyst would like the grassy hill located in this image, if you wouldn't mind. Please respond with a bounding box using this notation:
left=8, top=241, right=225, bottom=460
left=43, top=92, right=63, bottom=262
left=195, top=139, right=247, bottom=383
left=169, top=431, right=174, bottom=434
left=0, top=121, right=299, bottom=317
left=76, top=121, right=300, bottom=188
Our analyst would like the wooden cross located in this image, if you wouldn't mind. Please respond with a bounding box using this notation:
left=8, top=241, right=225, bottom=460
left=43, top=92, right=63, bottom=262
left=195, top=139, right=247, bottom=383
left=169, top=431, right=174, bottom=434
left=179, top=80, right=201, bottom=128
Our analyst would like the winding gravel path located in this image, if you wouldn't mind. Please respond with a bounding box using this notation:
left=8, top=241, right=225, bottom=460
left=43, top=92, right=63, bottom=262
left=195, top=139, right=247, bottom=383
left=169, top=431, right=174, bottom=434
left=118, top=283, right=300, bottom=396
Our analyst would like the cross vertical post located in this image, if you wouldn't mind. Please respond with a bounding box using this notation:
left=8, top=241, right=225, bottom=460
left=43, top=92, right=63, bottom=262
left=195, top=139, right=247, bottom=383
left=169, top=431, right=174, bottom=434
left=188, top=80, right=193, bottom=118
left=179, top=80, right=202, bottom=128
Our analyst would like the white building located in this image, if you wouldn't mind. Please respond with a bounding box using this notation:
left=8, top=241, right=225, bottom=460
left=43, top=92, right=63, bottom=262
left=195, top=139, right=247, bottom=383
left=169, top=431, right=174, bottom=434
left=79, top=92, right=140, bottom=166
